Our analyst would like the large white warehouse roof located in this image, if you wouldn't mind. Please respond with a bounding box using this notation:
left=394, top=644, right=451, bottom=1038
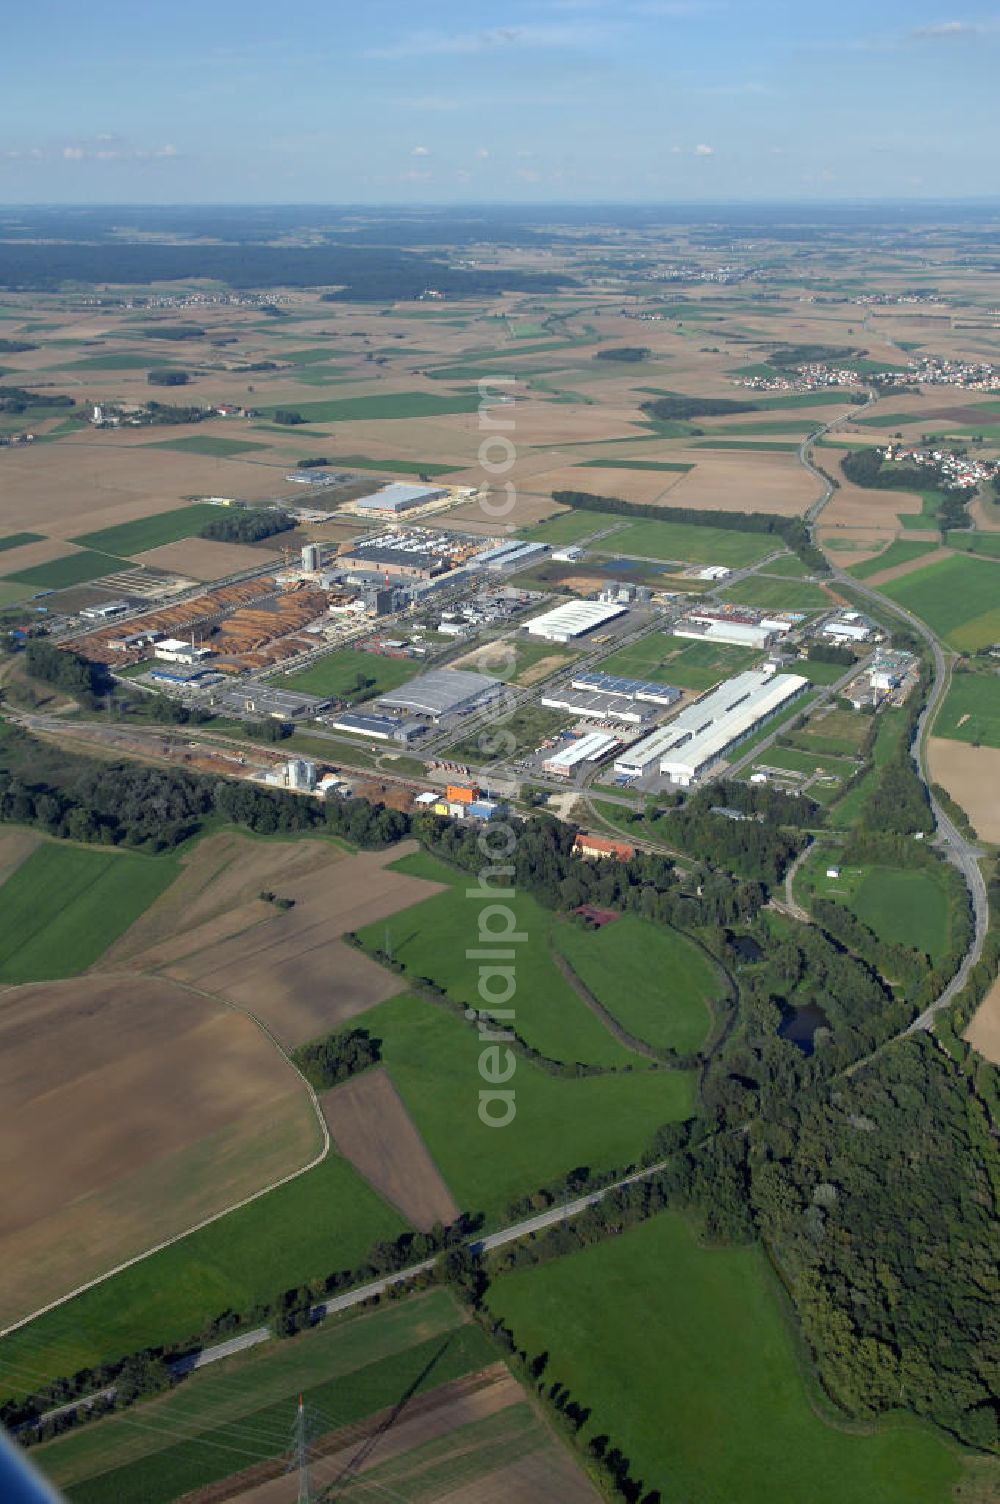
left=614, top=669, right=807, bottom=781
left=543, top=731, right=619, bottom=771
left=526, top=599, right=627, bottom=642
left=659, top=671, right=808, bottom=786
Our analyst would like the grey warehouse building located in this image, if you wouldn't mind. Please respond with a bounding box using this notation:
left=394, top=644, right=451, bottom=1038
left=214, top=685, right=332, bottom=720
left=377, top=667, right=504, bottom=721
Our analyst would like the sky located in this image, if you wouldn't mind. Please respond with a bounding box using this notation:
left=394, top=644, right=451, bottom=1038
left=1, top=0, right=998, bottom=204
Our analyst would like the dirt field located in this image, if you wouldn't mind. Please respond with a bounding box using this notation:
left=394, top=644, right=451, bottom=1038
left=645, top=449, right=818, bottom=515
left=0, top=439, right=295, bottom=539
left=965, top=975, right=1000, bottom=1066
left=970, top=493, right=1000, bottom=532
left=523, top=463, right=688, bottom=506
left=927, top=738, right=1000, bottom=842
left=115, top=836, right=445, bottom=1046
left=322, top=1067, right=459, bottom=1231
left=820, top=477, right=927, bottom=533
left=185, top=1364, right=599, bottom=1504
left=0, top=536, right=86, bottom=573
left=0, top=974, right=318, bottom=1326
left=134, top=538, right=284, bottom=579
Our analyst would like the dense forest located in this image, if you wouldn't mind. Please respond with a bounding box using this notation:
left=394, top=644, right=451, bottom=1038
left=0, top=241, right=575, bottom=297
left=0, top=385, right=74, bottom=414
left=198, top=509, right=295, bottom=543
left=594, top=347, right=650, bottom=362
left=641, top=393, right=758, bottom=420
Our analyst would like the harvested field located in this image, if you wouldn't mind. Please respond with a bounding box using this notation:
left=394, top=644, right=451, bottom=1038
left=0, top=438, right=294, bottom=539
left=0, top=535, right=85, bottom=575
left=525, top=463, right=688, bottom=506
left=927, top=738, right=1000, bottom=842
left=617, top=449, right=817, bottom=516
left=136, top=839, right=444, bottom=1046
left=105, top=831, right=342, bottom=966
left=0, top=974, right=319, bottom=1327
left=965, top=975, right=1000, bottom=1066
left=820, top=477, right=926, bottom=532
left=439, top=492, right=562, bottom=534
left=134, top=538, right=283, bottom=579
left=321, top=1066, right=459, bottom=1231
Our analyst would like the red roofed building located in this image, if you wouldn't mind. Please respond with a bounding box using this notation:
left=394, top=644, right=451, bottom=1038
left=573, top=833, right=636, bottom=862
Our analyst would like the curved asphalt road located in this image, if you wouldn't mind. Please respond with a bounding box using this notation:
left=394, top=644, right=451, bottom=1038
left=798, top=401, right=989, bottom=1032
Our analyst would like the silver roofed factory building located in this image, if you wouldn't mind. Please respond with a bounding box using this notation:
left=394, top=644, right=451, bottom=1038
left=378, top=667, right=504, bottom=721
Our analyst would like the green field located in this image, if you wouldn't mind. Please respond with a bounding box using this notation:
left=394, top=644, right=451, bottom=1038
left=358, top=862, right=642, bottom=1068
left=260, top=391, right=483, bottom=423
left=37, top=1293, right=494, bottom=1504
left=793, top=656, right=855, bottom=686
left=757, top=554, right=811, bottom=578
left=601, top=634, right=760, bottom=691
left=59, top=353, right=171, bottom=370
left=577, top=458, right=694, bottom=473
left=880, top=553, right=1000, bottom=649
left=692, top=438, right=801, bottom=452
left=488, top=1213, right=970, bottom=1504
left=800, top=855, right=951, bottom=959
left=69, top=504, right=224, bottom=556
left=719, top=575, right=831, bottom=609
left=446, top=701, right=567, bottom=762
left=0, top=531, right=44, bottom=553
left=553, top=915, right=720, bottom=1053
left=788, top=705, right=871, bottom=758
left=523, top=510, right=618, bottom=546
left=847, top=539, right=940, bottom=579
left=934, top=670, right=1000, bottom=747
left=947, top=530, right=1000, bottom=559
left=274, top=648, right=423, bottom=703
left=602, top=519, right=778, bottom=568
left=148, top=435, right=269, bottom=457
left=0, top=844, right=179, bottom=982
left=830, top=709, right=907, bottom=829
left=2, top=550, right=114, bottom=589
left=357, top=992, right=694, bottom=1222
left=463, top=636, right=574, bottom=684
left=0, top=1149, right=407, bottom=1397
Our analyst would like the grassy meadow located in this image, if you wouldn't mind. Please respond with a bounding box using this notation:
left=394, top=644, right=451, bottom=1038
left=488, top=1213, right=973, bottom=1504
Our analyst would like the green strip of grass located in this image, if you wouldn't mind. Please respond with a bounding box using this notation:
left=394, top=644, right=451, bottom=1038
left=0, top=531, right=44, bottom=553
left=147, top=436, right=269, bottom=457
left=2, top=551, right=116, bottom=589
left=69, top=504, right=225, bottom=556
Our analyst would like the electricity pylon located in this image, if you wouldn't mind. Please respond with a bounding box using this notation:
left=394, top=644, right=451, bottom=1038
left=294, top=1395, right=313, bottom=1504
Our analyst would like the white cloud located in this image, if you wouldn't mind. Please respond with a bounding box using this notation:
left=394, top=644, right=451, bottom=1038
left=364, top=22, right=614, bottom=60
left=694, top=142, right=715, bottom=155
left=411, top=144, right=430, bottom=156
left=62, top=146, right=85, bottom=160
left=909, top=19, right=982, bottom=38
left=476, top=148, right=490, bottom=159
